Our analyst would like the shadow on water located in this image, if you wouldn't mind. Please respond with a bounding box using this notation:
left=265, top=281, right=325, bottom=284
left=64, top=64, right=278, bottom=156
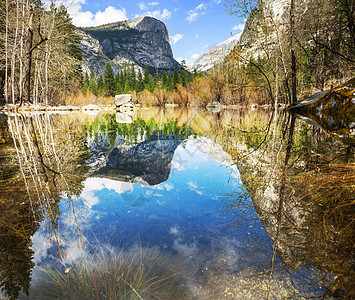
left=0, top=107, right=353, bottom=299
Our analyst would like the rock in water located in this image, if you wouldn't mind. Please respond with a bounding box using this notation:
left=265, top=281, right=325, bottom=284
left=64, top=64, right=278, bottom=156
left=206, top=102, right=222, bottom=112
left=115, top=94, right=132, bottom=106
left=116, top=112, right=133, bottom=124
left=291, top=78, right=355, bottom=137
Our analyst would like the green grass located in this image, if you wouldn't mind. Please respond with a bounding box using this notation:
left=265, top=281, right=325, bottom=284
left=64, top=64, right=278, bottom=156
left=31, top=245, right=192, bottom=299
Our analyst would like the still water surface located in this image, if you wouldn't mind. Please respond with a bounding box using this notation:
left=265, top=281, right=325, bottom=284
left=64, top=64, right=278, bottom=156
left=0, top=108, right=353, bottom=299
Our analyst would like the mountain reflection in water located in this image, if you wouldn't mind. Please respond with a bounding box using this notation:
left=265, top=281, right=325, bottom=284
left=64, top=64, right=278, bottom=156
left=0, top=108, right=353, bottom=299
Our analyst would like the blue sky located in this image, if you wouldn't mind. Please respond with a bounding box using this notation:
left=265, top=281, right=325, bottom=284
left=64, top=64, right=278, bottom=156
left=58, top=0, right=245, bottom=64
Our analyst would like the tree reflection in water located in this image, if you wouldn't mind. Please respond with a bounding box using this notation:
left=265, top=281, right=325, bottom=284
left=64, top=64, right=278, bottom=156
left=222, top=110, right=354, bottom=299
left=0, top=108, right=353, bottom=299
left=0, top=113, right=88, bottom=298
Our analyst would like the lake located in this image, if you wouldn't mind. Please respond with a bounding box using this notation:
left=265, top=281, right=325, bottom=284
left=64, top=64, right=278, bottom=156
left=0, top=107, right=353, bottom=299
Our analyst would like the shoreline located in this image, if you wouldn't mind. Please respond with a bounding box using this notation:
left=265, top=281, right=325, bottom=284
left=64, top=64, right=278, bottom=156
left=0, top=102, right=288, bottom=113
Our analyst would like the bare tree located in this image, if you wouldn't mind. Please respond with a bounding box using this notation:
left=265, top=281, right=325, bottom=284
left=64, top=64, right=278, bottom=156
left=0, top=0, right=81, bottom=106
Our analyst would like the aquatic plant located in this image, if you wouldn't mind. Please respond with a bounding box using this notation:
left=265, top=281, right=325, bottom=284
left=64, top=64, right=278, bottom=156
left=31, top=245, right=190, bottom=299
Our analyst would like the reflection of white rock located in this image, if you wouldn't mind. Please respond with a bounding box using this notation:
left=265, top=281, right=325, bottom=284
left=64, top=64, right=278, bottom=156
left=188, top=137, right=240, bottom=173
left=119, top=106, right=134, bottom=115
left=206, top=102, right=221, bottom=112
left=82, top=104, right=101, bottom=111
left=116, top=112, right=133, bottom=123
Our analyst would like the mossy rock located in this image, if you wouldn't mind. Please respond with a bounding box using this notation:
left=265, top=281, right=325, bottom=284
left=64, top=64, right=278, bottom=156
left=291, top=78, right=355, bottom=137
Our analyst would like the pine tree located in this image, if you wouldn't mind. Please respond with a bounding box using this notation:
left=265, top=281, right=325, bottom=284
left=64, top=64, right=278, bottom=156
left=166, top=73, right=173, bottom=91
left=172, top=67, right=179, bottom=89
left=192, top=69, right=198, bottom=80
left=179, top=60, right=189, bottom=86
left=88, top=69, right=97, bottom=94
left=136, top=70, right=144, bottom=92
left=180, top=69, right=188, bottom=86
left=115, top=72, right=122, bottom=94
left=143, top=65, right=150, bottom=87
left=103, top=63, right=115, bottom=96
left=97, top=75, right=105, bottom=94
left=82, top=72, right=89, bottom=91
left=115, top=73, right=123, bottom=95
left=128, top=64, right=136, bottom=91
left=123, top=77, right=130, bottom=93
left=118, top=71, right=125, bottom=90
left=162, top=71, right=168, bottom=89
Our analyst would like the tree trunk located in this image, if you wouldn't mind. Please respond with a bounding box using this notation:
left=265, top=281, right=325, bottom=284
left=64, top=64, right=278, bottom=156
left=290, top=0, right=297, bottom=105
left=21, top=3, right=35, bottom=106
left=4, top=0, right=9, bottom=104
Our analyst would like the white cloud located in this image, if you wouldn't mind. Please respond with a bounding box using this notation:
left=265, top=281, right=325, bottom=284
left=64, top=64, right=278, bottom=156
left=188, top=181, right=198, bottom=189
left=93, top=7, right=127, bottom=26
left=185, top=0, right=223, bottom=23
left=138, top=2, right=148, bottom=10
left=172, top=160, right=185, bottom=171
left=160, top=9, right=172, bottom=19
left=187, top=180, right=203, bottom=195
left=148, top=1, right=159, bottom=6
left=170, top=226, right=198, bottom=257
left=196, top=3, right=206, bottom=10
left=80, top=177, right=133, bottom=208
left=63, top=0, right=128, bottom=27
left=173, top=238, right=198, bottom=257
left=191, top=53, right=200, bottom=60
left=195, top=34, right=199, bottom=39
left=170, top=225, right=180, bottom=235
left=139, top=8, right=172, bottom=20
left=232, top=23, right=245, bottom=32
left=163, top=183, right=174, bottom=191
left=186, top=11, right=200, bottom=23
left=186, top=3, right=207, bottom=23
left=170, top=33, right=184, bottom=44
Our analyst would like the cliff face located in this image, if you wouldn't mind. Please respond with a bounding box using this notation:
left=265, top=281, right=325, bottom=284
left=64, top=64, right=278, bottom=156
left=191, top=0, right=292, bottom=72
left=78, top=16, right=180, bottom=76
left=190, top=33, right=242, bottom=72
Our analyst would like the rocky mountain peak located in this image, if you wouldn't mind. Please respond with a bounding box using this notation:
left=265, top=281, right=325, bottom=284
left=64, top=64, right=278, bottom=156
left=127, top=16, right=170, bottom=43
left=78, top=16, right=179, bottom=76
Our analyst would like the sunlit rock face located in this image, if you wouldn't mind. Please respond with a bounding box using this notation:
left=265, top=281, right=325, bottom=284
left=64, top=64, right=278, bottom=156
left=190, top=33, right=242, bottom=72
left=78, top=31, right=120, bottom=76
left=78, top=16, right=180, bottom=76
left=93, top=134, right=180, bottom=186
left=191, top=0, right=293, bottom=72
left=192, top=0, right=309, bottom=73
